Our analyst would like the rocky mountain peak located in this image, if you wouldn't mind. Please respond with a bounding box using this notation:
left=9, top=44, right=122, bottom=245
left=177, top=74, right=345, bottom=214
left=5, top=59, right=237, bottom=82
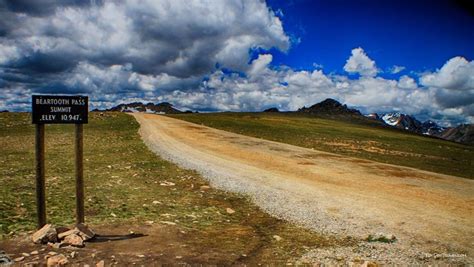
left=298, top=98, right=362, bottom=116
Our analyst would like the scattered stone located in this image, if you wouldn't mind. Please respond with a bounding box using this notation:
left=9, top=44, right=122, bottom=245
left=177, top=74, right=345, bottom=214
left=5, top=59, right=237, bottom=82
left=24, top=261, right=40, bottom=266
left=226, top=208, right=235, bottom=214
left=160, top=181, right=175, bottom=186
left=14, top=256, right=25, bottom=262
left=137, top=254, right=145, bottom=258
left=22, top=252, right=30, bottom=257
left=32, top=224, right=58, bottom=244
left=76, top=223, right=96, bottom=241
left=176, top=256, right=182, bottom=259
left=145, top=220, right=154, bottom=225
left=70, top=251, right=78, bottom=259
left=96, top=260, right=105, bottom=267
left=48, top=252, right=58, bottom=256
left=273, top=235, right=282, bottom=241
left=62, top=233, right=84, bottom=247
left=200, top=185, right=211, bottom=190
left=152, top=200, right=160, bottom=204
left=30, top=250, right=39, bottom=255
left=47, top=254, right=68, bottom=266
left=110, top=213, right=117, bottom=218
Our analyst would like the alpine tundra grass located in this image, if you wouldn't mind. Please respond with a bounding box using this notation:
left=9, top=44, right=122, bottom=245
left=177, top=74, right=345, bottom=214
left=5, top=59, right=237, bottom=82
left=171, top=112, right=473, bottom=179
left=0, top=112, right=355, bottom=264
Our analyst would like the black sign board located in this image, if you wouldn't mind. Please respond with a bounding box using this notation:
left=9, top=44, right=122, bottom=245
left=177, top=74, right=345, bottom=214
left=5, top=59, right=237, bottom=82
left=32, top=95, right=88, bottom=124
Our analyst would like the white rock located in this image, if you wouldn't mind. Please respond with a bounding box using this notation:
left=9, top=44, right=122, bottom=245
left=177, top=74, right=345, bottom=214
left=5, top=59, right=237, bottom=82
left=14, top=256, right=25, bottom=262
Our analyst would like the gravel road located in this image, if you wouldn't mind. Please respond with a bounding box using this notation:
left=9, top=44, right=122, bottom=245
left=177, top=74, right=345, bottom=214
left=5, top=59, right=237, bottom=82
left=133, top=113, right=474, bottom=265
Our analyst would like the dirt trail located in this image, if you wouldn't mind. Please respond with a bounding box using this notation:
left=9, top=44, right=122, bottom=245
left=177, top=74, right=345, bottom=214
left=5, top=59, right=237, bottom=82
left=133, top=113, right=474, bottom=261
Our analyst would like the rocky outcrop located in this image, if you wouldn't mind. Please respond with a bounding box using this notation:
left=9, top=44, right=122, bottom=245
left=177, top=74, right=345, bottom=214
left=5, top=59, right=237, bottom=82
left=263, top=107, right=280, bottom=112
left=109, top=102, right=182, bottom=114
left=297, top=98, right=362, bottom=116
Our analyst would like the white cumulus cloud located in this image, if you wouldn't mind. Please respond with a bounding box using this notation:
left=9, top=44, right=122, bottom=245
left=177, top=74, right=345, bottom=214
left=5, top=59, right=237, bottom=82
left=343, top=47, right=378, bottom=77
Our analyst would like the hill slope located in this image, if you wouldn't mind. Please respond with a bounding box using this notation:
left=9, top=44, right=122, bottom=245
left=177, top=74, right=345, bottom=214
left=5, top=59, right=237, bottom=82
left=170, top=112, right=473, bottom=179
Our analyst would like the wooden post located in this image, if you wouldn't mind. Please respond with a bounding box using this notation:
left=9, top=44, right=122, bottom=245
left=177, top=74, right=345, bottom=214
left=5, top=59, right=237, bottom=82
left=75, top=124, right=85, bottom=224
left=35, top=124, right=46, bottom=228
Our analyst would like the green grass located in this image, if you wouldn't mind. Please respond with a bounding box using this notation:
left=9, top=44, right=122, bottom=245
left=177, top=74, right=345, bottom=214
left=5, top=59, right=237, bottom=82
left=0, top=112, right=353, bottom=263
left=171, top=112, right=473, bottom=179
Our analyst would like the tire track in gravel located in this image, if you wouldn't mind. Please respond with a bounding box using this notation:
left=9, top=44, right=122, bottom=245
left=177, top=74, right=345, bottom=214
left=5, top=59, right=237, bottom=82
left=133, top=113, right=474, bottom=262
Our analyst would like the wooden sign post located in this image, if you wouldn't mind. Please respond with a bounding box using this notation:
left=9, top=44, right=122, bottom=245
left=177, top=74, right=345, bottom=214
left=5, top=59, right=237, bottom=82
left=32, top=95, right=88, bottom=228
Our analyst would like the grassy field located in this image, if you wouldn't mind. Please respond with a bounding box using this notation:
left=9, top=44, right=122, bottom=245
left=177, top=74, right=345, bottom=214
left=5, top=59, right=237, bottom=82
left=0, top=112, right=355, bottom=264
left=171, top=112, right=473, bottom=179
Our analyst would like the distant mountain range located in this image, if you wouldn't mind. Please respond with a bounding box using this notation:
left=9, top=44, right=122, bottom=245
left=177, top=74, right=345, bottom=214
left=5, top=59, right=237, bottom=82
left=266, top=98, right=473, bottom=145
left=109, top=99, right=473, bottom=145
left=107, top=102, right=183, bottom=114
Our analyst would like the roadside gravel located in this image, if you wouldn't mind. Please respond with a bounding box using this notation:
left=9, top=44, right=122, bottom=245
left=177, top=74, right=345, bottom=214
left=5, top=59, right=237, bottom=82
left=133, top=113, right=474, bottom=265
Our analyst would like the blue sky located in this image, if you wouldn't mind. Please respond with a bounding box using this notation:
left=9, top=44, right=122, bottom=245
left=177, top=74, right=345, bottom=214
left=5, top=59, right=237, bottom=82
left=266, top=0, right=474, bottom=76
left=0, top=0, right=473, bottom=125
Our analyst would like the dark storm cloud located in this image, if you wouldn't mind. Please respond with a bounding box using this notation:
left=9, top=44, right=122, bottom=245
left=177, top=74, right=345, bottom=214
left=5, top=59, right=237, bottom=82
left=1, top=0, right=101, bottom=16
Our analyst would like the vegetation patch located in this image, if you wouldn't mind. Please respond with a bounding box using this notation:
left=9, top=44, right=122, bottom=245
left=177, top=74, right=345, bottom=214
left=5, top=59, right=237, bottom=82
left=171, top=112, right=473, bottom=179
left=0, top=112, right=353, bottom=264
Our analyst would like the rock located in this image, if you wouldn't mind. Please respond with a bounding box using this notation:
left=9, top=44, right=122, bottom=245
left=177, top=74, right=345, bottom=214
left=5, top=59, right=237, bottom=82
left=14, top=256, right=25, bottom=262
left=62, top=233, right=84, bottom=247
left=48, top=252, right=58, bottom=256
left=24, top=261, right=40, bottom=266
left=30, top=250, right=39, bottom=255
left=76, top=223, right=96, bottom=241
left=226, top=208, right=235, bottom=214
left=32, top=224, right=58, bottom=244
left=48, top=242, right=66, bottom=249
left=22, top=252, right=30, bottom=257
left=70, top=251, right=78, bottom=259
left=58, top=228, right=79, bottom=239
left=96, top=260, right=105, bottom=267
left=273, top=235, right=282, bottom=241
left=47, top=254, right=68, bottom=266
left=55, top=226, right=71, bottom=235
left=137, top=254, right=145, bottom=258
left=200, top=185, right=211, bottom=190
left=160, top=181, right=175, bottom=186
left=152, top=200, right=160, bottom=204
